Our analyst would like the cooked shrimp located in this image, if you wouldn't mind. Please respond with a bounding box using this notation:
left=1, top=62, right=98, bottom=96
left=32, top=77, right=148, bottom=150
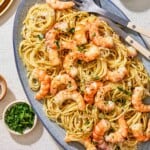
left=84, top=81, right=103, bottom=104
left=54, top=21, right=68, bottom=32
left=96, top=140, right=112, bottom=150
left=61, top=40, right=77, bottom=51
left=89, top=18, right=114, bottom=48
left=80, top=139, right=97, bottom=150
left=132, top=87, right=150, bottom=112
left=48, top=48, right=61, bottom=66
left=83, top=44, right=101, bottom=62
left=53, top=90, right=85, bottom=110
left=130, top=123, right=149, bottom=142
left=131, top=119, right=150, bottom=142
left=146, top=120, right=150, bottom=138
left=63, top=51, right=84, bottom=77
left=92, top=119, right=111, bottom=150
left=50, top=74, right=77, bottom=95
left=92, top=119, right=110, bottom=142
left=74, top=24, right=88, bottom=45
left=32, top=69, right=51, bottom=100
left=105, top=116, right=128, bottom=143
left=127, top=46, right=137, bottom=58
left=65, top=135, right=97, bottom=150
left=83, top=139, right=97, bottom=150
left=95, top=85, right=115, bottom=112
left=105, top=66, right=128, bottom=82
left=45, top=28, right=58, bottom=49
left=93, top=36, right=114, bottom=49
left=46, top=0, right=75, bottom=10
left=46, top=22, right=68, bottom=49
left=63, top=45, right=101, bottom=77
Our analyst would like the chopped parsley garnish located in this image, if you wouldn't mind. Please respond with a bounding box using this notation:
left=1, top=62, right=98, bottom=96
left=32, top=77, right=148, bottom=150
left=67, top=81, right=72, bottom=88
left=93, top=76, right=100, bottom=80
left=68, top=27, right=75, bottom=34
left=77, top=44, right=86, bottom=52
left=84, top=120, right=90, bottom=125
left=37, top=34, right=44, bottom=40
left=92, top=32, right=96, bottom=37
left=93, top=141, right=98, bottom=145
left=54, top=40, right=60, bottom=49
left=117, top=86, right=131, bottom=96
left=77, top=60, right=82, bottom=64
left=116, top=99, right=126, bottom=105
left=5, top=103, right=35, bottom=134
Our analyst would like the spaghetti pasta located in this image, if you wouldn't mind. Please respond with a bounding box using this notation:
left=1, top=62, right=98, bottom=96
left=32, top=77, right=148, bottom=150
left=19, top=2, right=150, bottom=150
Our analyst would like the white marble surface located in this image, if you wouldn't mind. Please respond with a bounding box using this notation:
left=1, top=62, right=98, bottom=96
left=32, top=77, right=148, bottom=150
left=0, top=0, right=150, bottom=150
left=113, top=0, right=150, bottom=48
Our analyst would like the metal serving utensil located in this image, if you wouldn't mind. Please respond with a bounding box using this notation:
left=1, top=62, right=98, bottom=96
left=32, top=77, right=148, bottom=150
left=73, top=0, right=150, bottom=38
left=73, top=0, right=150, bottom=60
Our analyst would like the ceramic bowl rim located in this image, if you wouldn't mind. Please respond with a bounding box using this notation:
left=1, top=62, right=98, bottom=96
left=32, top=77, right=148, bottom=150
left=2, top=100, right=37, bottom=135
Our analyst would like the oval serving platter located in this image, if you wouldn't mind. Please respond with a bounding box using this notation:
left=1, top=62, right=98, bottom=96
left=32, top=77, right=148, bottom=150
left=13, top=0, right=150, bottom=149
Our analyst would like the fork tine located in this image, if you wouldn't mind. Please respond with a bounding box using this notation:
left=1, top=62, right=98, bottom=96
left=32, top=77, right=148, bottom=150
left=73, top=5, right=79, bottom=10
left=72, top=0, right=83, bottom=6
left=94, top=0, right=102, bottom=7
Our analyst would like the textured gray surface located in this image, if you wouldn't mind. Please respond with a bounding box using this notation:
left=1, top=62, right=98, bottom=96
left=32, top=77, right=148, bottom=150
left=13, top=0, right=150, bottom=150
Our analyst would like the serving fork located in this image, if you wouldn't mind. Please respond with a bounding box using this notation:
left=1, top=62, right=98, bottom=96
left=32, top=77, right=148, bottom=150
left=73, top=0, right=150, bottom=38
left=73, top=0, right=150, bottom=60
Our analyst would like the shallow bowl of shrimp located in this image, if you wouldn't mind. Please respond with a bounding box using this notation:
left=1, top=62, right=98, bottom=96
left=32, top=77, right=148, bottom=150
left=13, top=0, right=150, bottom=150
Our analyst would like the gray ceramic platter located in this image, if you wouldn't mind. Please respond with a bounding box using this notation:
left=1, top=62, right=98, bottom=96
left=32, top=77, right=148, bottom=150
left=13, top=0, right=150, bottom=149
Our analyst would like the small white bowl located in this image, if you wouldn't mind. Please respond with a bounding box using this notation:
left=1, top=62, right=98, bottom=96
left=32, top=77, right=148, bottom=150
left=2, top=100, right=37, bottom=135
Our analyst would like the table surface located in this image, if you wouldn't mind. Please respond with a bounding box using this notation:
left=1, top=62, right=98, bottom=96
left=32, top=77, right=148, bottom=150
left=0, top=0, right=150, bottom=150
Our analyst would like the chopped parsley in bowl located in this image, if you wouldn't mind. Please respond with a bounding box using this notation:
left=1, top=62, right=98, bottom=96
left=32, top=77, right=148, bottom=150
left=3, top=100, right=37, bottom=135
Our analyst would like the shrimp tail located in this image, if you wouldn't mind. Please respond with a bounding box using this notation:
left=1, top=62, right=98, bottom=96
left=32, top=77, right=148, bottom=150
left=84, top=82, right=103, bottom=104
left=53, top=90, right=85, bottom=110
left=65, top=134, right=97, bottom=150
left=131, top=123, right=149, bottom=142
left=95, top=85, right=115, bottom=112
left=132, top=87, right=150, bottom=112
left=33, top=69, right=51, bottom=100
left=105, top=116, right=128, bottom=143
left=46, top=0, right=75, bottom=10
